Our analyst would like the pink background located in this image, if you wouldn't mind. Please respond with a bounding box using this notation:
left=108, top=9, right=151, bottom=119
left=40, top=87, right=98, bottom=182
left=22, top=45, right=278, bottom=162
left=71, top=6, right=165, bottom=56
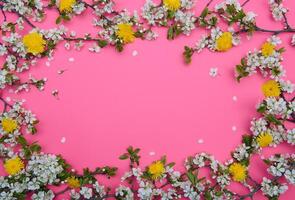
left=1, top=0, right=295, bottom=199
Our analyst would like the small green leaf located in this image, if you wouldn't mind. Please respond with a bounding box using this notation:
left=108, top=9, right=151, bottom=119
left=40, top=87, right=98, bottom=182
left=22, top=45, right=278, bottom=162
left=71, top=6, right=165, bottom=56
left=55, top=16, right=62, bottom=24
left=186, top=171, right=197, bottom=185
left=98, top=40, right=108, bottom=48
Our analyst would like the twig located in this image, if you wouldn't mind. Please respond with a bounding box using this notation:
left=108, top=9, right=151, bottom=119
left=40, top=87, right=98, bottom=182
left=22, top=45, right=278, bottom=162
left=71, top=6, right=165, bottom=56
left=0, top=97, right=12, bottom=112
left=0, top=5, right=7, bottom=22
left=242, top=0, right=251, bottom=7
left=63, top=37, right=101, bottom=42
left=282, top=12, right=291, bottom=29
left=205, top=0, right=214, bottom=8
left=254, top=26, right=295, bottom=35
left=54, top=187, right=71, bottom=197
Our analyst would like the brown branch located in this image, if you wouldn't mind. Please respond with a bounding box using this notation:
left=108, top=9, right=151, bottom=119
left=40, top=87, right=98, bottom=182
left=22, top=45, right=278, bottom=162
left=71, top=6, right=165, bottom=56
left=0, top=5, right=6, bottom=22
left=0, top=96, right=12, bottom=112
left=54, top=187, right=71, bottom=197
left=242, top=0, right=251, bottom=7
left=254, top=26, right=295, bottom=35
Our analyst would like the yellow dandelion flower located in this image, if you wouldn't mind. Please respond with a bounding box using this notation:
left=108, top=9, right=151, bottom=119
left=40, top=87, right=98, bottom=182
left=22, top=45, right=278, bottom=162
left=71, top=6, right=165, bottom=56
left=257, top=132, right=273, bottom=147
left=216, top=32, right=233, bottom=52
left=261, top=80, right=281, bottom=97
left=66, top=176, right=80, bottom=188
left=59, top=0, right=76, bottom=12
left=163, top=0, right=181, bottom=11
left=1, top=118, right=18, bottom=133
left=148, top=161, right=165, bottom=180
left=116, top=23, right=135, bottom=44
left=4, top=157, right=25, bottom=176
left=261, top=42, right=275, bottom=57
left=229, top=162, right=247, bottom=182
left=22, top=32, right=46, bottom=55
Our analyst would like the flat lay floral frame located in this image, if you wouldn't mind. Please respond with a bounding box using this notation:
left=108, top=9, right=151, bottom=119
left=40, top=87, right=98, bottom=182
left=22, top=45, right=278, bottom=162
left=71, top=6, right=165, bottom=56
left=0, top=0, right=294, bottom=200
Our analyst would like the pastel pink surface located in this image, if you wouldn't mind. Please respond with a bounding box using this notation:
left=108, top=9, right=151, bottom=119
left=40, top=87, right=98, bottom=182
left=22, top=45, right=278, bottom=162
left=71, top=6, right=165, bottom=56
left=2, top=0, right=295, bottom=199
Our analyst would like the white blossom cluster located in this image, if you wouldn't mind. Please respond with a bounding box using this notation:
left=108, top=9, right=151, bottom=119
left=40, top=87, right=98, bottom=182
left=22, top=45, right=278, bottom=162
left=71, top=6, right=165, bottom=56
left=215, top=0, right=241, bottom=11
left=141, top=0, right=196, bottom=36
left=26, top=154, right=64, bottom=185
left=31, top=190, right=55, bottom=200
left=2, top=0, right=44, bottom=21
left=0, top=101, right=37, bottom=138
left=268, top=0, right=288, bottom=21
left=194, top=27, right=239, bottom=53
left=261, top=177, right=288, bottom=197
left=69, top=181, right=106, bottom=199
left=0, top=153, right=64, bottom=199
left=232, top=143, right=250, bottom=161
left=239, top=36, right=285, bottom=80
left=286, top=129, right=295, bottom=145
left=266, top=154, right=295, bottom=184
left=115, top=185, right=134, bottom=200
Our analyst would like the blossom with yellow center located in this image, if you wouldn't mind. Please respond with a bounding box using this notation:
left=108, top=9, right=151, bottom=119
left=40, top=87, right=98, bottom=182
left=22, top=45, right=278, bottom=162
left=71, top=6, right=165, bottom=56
left=59, top=0, right=76, bottom=12
left=148, top=161, right=165, bottom=180
left=256, top=132, right=273, bottom=147
left=22, top=32, right=46, bottom=55
left=66, top=176, right=81, bottom=188
left=4, top=157, right=25, bottom=176
left=116, top=23, right=135, bottom=44
left=228, top=162, right=247, bottom=182
left=261, top=80, right=281, bottom=97
left=261, top=42, right=275, bottom=57
left=216, top=32, right=233, bottom=52
left=163, top=0, right=181, bottom=11
left=1, top=118, right=18, bottom=133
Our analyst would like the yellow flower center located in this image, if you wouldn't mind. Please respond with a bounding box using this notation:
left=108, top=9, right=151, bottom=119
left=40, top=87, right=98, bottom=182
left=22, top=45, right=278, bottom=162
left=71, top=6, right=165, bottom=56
left=4, top=157, right=25, bottom=176
left=256, top=132, right=273, bottom=147
left=261, top=80, right=281, bottom=97
left=216, top=32, right=233, bottom=52
left=148, top=161, right=165, bottom=180
left=66, top=176, right=81, bottom=188
left=22, top=32, right=46, bottom=55
left=261, top=42, right=275, bottom=57
left=163, top=0, right=181, bottom=11
left=59, top=0, right=76, bottom=12
left=229, top=163, right=247, bottom=182
left=116, top=23, right=135, bottom=44
left=1, top=118, right=18, bottom=133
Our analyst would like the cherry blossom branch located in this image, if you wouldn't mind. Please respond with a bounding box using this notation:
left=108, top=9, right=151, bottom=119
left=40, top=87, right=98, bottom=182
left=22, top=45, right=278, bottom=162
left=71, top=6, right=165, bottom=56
left=236, top=176, right=280, bottom=200
left=254, top=26, right=295, bottom=35
left=0, top=0, right=36, bottom=28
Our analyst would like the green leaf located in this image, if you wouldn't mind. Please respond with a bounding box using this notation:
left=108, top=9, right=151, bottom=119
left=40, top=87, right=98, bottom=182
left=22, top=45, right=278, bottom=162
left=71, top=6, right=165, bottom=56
left=30, top=144, right=41, bottom=152
left=17, top=136, right=28, bottom=146
left=204, top=190, right=213, bottom=200
left=186, top=171, right=197, bottom=185
left=167, top=26, right=174, bottom=40
left=257, top=104, right=266, bottom=113
left=119, top=153, right=129, bottom=160
left=242, top=135, right=253, bottom=146
left=183, top=46, right=194, bottom=64
left=55, top=16, right=62, bottom=24
left=98, top=40, right=108, bottom=48
left=200, top=8, right=209, bottom=18
left=265, top=114, right=282, bottom=125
